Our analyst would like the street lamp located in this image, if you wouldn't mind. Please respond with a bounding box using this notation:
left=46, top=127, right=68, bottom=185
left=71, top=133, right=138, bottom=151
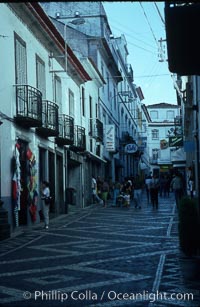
left=55, top=14, right=86, bottom=73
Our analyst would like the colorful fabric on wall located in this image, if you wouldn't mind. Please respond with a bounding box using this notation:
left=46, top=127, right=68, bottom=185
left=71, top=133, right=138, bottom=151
left=12, top=144, right=21, bottom=227
left=26, top=147, right=38, bottom=223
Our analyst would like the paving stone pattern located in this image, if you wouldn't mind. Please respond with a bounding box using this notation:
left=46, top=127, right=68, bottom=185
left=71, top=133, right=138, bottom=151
left=0, top=193, right=199, bottom=307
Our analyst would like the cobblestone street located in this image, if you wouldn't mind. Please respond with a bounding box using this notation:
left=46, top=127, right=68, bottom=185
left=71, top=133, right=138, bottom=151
left=0, top=193, right=199, bottom=307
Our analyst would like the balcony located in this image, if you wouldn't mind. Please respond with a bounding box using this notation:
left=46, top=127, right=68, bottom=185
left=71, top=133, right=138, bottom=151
left=36, top=100, right=59, bottom=137
left=56, top=114, right=74, bottom=146
left=70, top=125, right=86, bottom=152
left=14, top=85, right=42, bottom=127
left=89, top=118, right=103, bottom=142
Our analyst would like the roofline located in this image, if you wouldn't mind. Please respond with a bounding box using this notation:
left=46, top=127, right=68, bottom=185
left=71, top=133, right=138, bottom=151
left=25, top=2, right=92, bottom=82
left=147, top=103, right=180, bottom=108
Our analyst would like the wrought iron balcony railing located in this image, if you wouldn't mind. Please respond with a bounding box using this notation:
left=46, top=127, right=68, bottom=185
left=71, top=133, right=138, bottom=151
left=56, top=114, right=74, bottom=146
left=89, top=118, right=103, bottom=142
left=70, top=125, right=86, bottom=152
left=14, top=84, right=42, bottom=127
left=36, top=100, right=59, bottom=137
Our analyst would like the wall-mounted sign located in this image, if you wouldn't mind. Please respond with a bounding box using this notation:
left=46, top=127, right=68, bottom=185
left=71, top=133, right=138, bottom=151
left=160, top=139, right=168, bottom=149
left=105, top=125, right=115, bottom=152
left=169, top=136, right=183, bottom=147
left=125, top=143, right=138, bottom=154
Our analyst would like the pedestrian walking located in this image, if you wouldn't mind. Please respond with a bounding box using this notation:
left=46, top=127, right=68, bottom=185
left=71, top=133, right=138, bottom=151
left=165, top=175, right=171, bottom=197
left=101, top=179, right=109, bottom=207
left=91, top=175, right=103, bottom=205
left=149, top=174, right=160, bottom=209
left=188, top=176, right=195, bottom=199
left=170, top=172, right=184, bottom=208
left=133, top=174, right=144, bottom=209
left=41, top=181, right=51, bottom=229
left=113, top=181, right=122, bottom=206
left=159, top=175, right=166, bottom=197
left=145, top=174, right=152, bottom=204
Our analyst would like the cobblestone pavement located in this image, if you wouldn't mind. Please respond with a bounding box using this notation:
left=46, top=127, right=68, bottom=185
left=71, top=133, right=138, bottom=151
left=0, top=193, right=200, bottom=307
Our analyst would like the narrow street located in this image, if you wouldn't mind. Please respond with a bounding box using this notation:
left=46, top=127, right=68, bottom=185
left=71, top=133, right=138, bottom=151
left=0, top=193, right=199, bottom=307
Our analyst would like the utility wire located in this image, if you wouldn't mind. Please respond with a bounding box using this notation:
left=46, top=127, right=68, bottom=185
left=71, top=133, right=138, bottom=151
left=139, top=2, right=159, bottom=48
left=107, top=18, right=156, bottom=50
left=154, top=2, right=165, bottom=26
left=135, top=73, right=171, bottom=78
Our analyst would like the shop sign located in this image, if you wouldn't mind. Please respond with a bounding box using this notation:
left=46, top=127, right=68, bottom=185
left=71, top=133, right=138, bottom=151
left=125, top=143, right=138, bottom=154
left=160, top=139, right=168, bottom=149
left=169, top=136, right=183, bottom=147
left=105, top=125, right=115, bottom=152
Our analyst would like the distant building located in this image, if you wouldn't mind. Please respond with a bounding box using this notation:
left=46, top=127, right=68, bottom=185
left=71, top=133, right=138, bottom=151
left=145, top=103, right=183, bottom=176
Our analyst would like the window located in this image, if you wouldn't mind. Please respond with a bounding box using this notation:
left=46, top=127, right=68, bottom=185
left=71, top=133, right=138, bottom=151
left=89, top=95, right=92, bottom=118
left=81, top=87, right=85, bottom=117
left=152, top=129, right=159, bottom=140
left=107, top=72, right=110, bottom=99
left=14, top=33, right=27, bottom=84
left=114, top=88, right=117, bottom=110
left=95, top=102, right=98, bottom=118
left=150, top=111, right=158, bottom=120
left=167, top=110, right=174, bottom=120
left=101, top=61, right=104, bottom=93
left=152, top=148, right=159, bottom=160
left=36, top=55, right=46, bottom=98
left=54, top=76, right=62, bottom=112
left=69, top=89, right=74, bottom=117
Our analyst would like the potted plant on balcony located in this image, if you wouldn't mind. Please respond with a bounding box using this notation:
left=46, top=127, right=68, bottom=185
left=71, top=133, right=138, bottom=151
left=178, top=196, right=200, bottom=257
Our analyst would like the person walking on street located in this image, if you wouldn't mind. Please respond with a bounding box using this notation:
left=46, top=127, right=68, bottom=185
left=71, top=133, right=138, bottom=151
left=188, top=176, right=195, bottom=199
left=170, top=172, right=184, bottom=208
left=133, top=174, right=144, bottom=209
left=101, top=179, right=109, bottom=207
left=150, top=174, right=160, bottom=209
left=91, top=175, right=103, bottom=205
left=145, top=174, right=152, bottom=204
left=113, top=181, right=122, bottom=206
left=41, top=181, right=51, bottom=229
left=160, top=175, right=167, bottom=197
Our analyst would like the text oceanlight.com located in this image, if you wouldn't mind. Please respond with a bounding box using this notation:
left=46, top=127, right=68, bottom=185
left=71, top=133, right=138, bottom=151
left=23, top=290, right=194, bottom=303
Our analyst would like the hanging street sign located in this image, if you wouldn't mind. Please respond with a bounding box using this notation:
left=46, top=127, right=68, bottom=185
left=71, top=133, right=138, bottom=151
left=125, top=143, right=138, bottom=154
left=169, top=136, right=183, bottom=147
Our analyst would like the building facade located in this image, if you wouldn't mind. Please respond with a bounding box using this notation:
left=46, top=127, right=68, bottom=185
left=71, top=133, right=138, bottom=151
left=144, top=103, right=182, bottom=177
left=0, top=2, right=146, bottom=235
left=0, top=3, right=92, bottom=230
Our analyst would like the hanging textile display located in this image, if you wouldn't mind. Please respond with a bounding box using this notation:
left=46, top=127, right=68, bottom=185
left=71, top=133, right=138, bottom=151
left=26, top=147, right=38, bottom=223
left=12, top=144, right=21, bottom=227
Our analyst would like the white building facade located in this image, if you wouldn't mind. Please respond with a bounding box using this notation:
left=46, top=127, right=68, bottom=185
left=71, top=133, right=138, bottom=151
left=0, top=2, right=147, bottom=235
left=0, top=3, right=93, bottom=230
left=145, top=103, right=183, bottom=177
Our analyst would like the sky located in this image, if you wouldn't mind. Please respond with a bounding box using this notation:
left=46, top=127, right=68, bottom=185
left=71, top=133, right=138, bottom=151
left=103, top=1, right=177, bottom=106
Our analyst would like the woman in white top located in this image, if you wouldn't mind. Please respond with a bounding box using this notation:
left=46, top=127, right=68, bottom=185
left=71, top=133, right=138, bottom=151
left=41, top=181, right=50, bottom=229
